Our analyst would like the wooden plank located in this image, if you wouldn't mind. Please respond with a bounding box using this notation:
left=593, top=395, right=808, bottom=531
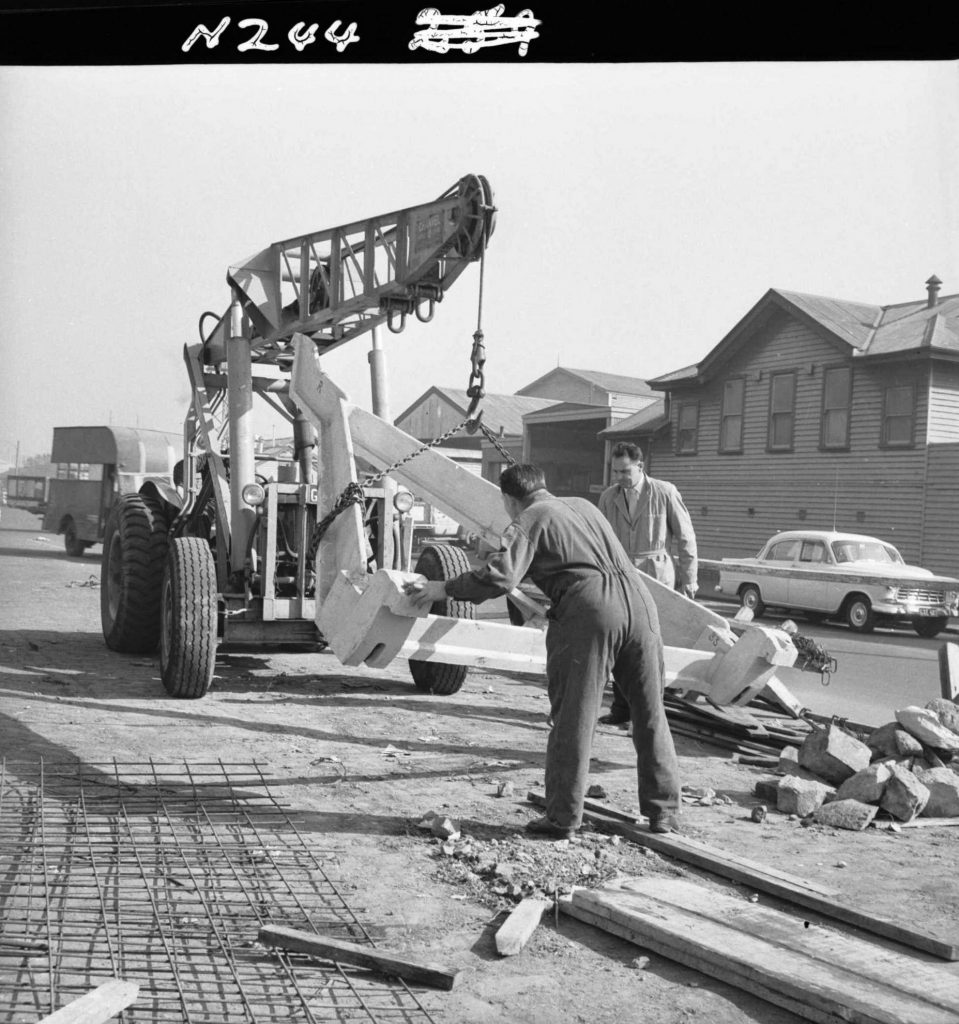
left=567, top=879, right=959, bottom=1024
left=257, top=924, right=463, bottom=990
left=561, top=897, right=840, bottom=1024
left=940, top=642, right=959, bottom=702
left=494, top=897, right=550, bottom=956
left=37, top=980, right=139, bottom=1024
left=527, top=789, right=959, bottom=959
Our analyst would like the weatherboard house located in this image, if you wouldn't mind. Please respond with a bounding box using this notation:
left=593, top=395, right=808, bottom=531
left=602, top=277, right=959, bottom=576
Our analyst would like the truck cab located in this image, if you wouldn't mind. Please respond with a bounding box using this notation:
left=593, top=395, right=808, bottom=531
left=42, top=426, right=180, bottom=556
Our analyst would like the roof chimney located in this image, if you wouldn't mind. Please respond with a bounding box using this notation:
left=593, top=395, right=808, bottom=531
left=926, top=274, right=942, bottom=308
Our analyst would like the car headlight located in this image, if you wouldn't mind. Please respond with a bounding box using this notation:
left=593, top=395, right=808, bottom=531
left=946, top=590, right=959, bottom=609
left=241, top=482, right=266, bottom=507
left=393, top=489, right=414, bottom=514
left=884, top=586, right=898, bottom=601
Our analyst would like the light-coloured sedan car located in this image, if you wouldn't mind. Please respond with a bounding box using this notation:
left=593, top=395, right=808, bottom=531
left=716, top=530, right=959, bottom=637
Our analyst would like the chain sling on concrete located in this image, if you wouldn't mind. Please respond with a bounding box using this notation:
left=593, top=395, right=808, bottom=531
left=306, top=244, right=515, bottom=564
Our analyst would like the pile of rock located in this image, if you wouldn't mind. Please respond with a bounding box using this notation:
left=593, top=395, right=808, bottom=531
left=764, top=699, right=959, bottom=831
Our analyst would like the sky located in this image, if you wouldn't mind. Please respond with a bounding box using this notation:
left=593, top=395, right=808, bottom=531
left=1, top=60, right=957, bottom=468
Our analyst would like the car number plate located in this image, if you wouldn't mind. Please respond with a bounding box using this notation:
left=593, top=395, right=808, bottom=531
left=919, top=606, right=945, bottom=616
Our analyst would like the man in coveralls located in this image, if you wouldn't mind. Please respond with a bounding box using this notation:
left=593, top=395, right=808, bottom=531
left=407, top=463, right=680, bottom=838
left=597, top=441, right=698, bottom=727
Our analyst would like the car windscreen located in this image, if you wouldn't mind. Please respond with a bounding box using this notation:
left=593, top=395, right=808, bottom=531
left=831, top=540, right=903, bottom=564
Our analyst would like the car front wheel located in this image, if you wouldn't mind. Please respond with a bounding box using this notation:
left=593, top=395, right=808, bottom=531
left=913, top=616, right=948, bottom=639
left=845, top=595, right=875, bottom=633
left=739, top=584, right=765, bottom=617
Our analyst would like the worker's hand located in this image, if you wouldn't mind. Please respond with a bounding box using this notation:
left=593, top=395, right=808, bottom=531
left=682, top=584, right=698, bottom=600
left=403, top=579, right=448, bottom=608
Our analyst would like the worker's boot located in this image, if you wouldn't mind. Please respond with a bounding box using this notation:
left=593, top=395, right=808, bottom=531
left=524, top=815, right=577, bottom=840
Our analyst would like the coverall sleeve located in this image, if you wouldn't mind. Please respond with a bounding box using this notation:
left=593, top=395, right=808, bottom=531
left=666, top=485, right=698, bottom=589
left=443, top=523, right=537, bottom=604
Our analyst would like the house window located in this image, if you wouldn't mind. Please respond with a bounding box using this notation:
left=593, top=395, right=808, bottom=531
left=719, top=378, right=745, bottom=453
left=677, top=402, right=699, bottom=454
left=820, top=366, right=852, bottom=449
left=767, top=371, right=796, bottom=451
left=882, top=383, right=915, bottom=447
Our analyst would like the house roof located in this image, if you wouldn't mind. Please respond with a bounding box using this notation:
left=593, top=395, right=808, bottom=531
left=394, top=387, right=559, bottom=435
left=598, top=399, right=669, bottom=438
left=649, top=284, right=959, bottom=388
left=524, top=401, right=613, bottom=420
left=518, top=366, right=656, bottom=399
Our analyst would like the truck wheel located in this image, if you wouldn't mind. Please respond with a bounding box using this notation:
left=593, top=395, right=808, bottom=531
left=844, top=594, right=875, bottom=633
left=101, top=494, right=169, bottom=653
left=913, top=616, right=948, bottom=639
left=739, top=584, right=765, bottom=617
left=409, top=543, right=474, bottom=696
left=160, top=537, right=218, bottom=699
left=64, top=518, right=86, bottom=557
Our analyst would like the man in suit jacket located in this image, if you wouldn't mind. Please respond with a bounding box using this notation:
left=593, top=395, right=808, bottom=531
left=597, top=441, right=698, bottom=725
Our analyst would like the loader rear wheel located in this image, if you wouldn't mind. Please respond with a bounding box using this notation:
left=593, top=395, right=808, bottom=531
left=409, top=544, right=474, bottom=696
left=64, top=518, right=86, bottom=557
left=101, top=494, right=169, bottom=653
left=160, top=537, right=218, bottom=699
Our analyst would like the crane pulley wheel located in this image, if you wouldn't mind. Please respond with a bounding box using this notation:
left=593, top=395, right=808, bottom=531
left=452, top=174, right=496, bottom=260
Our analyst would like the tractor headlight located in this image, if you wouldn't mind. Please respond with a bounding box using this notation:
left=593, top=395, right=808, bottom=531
left=393, top=489, right=414, bottom=514
left=241, top=482, right=266, bottom=507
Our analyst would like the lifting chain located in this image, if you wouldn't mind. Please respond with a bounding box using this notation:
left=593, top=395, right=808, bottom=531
left=464, top=248, right=487, bottom=433
left=307, top=416, right=483, bottom=563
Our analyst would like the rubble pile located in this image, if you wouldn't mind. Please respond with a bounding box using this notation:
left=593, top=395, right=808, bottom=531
left=758, top=698, right=959, bottom=831
left=414, top=809, right=677, bottom=911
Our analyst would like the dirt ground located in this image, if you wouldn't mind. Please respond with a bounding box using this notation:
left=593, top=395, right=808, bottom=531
left=2, top=506, right=959, bottom=1024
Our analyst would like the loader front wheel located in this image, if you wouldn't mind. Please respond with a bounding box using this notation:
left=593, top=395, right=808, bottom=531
left=101, top=494, right=169, bottom=653
left=409, top=543, right=474, bottom=696
left=159, top=537, right=218, bottom=699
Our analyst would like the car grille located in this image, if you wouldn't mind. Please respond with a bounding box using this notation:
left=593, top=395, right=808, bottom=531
left=897, top=586, right=948, bottom=605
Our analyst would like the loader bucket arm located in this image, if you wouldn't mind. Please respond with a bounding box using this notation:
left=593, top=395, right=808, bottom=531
left=289, top=339, right=802, bottom=708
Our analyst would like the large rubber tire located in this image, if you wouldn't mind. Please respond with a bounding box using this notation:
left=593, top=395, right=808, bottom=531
left=913, top=616, right=948, bottom=639
left=159, top=537, right=218, bottom=699
left=739, top=583, right=765, bottom=617
left=100, top=494, right=169, bottom=653
left=409, top=544, right=475, bottom=696
left=844, top=594, right=875, bottom=633
left=64, top=518, right=86, bottom=557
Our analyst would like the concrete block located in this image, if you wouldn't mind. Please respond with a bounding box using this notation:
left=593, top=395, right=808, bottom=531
left=777, top=775, right=834, bottom=817
left=777, top=746, right=799, bottom=772
left=754, top=780, right=780, bottom=803
left=798, top=724, right=872, bottom=786
left=914, top=767, right=959, bottom=817
left=896, top=706, right=959, bottom=752
left=879, top=765, right=931, bottom=822
left=812, top=799, right=879, bottom=831
left=924, top=698, right=959, bottom=739
left=835, top=762, right=893, bottom=805
left=866, top=721, right=923, bottom=759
